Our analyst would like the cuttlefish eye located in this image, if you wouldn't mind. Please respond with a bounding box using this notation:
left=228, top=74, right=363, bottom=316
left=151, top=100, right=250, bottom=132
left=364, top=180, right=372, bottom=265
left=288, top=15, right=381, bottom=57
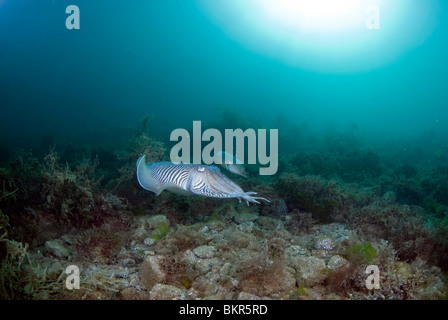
left=197, top=166, right=205, bottom=172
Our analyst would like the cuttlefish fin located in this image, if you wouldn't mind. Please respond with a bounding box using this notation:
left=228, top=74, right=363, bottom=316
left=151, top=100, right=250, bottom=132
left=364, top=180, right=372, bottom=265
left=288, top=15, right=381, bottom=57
left=136, top=155, right=165, bottom=196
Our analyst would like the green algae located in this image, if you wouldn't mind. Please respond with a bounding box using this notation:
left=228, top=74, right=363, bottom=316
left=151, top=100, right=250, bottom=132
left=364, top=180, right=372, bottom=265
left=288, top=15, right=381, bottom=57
left=345, top=242, right=378, bottom=265
left=151, top=224, right=170, bottom=240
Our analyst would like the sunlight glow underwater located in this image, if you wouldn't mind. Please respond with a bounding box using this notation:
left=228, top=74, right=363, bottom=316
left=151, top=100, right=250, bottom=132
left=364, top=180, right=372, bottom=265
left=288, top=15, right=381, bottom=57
left=196, top=0, right=439, bottom=72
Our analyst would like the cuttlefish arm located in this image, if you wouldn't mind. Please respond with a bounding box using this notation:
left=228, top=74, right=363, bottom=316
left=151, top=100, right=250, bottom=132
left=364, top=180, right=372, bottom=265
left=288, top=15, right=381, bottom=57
left=136, top=156, right=269, bottom=205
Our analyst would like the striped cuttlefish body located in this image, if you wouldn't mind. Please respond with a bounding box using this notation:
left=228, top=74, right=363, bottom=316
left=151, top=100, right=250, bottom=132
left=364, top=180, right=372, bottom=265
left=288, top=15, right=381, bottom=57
left=136, top=156, right=269, bottom=205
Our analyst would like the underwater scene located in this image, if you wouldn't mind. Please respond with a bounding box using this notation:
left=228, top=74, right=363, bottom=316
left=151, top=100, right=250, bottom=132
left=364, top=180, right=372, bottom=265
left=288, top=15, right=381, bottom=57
left=1, top=0, right=448, bottom=301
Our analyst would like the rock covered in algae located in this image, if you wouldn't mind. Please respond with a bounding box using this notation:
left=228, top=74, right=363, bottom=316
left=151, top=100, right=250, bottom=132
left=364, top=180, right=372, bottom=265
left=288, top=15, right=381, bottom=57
left=295, top=256, right=327, bottom=286
left=44, top=239, right=70, bottom=258
left=184, top=245, right=218, bottom=275
left=149, top=284, right=186, bottom=300
left=139, top=214, right=170, bottom=230
left=192, top=245, right=216, bottom=259
left=140, top=255, right=166, bottom=290
left=314, top=236, right=336, bottom=251
left=237, top=292, right=262, bottom=300
left=327, top=255, right=349, bottom=270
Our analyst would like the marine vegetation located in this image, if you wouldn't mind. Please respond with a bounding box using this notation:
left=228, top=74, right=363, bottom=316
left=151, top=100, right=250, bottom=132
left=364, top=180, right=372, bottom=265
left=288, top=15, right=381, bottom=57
left=1, top=112, right=448, bottom=300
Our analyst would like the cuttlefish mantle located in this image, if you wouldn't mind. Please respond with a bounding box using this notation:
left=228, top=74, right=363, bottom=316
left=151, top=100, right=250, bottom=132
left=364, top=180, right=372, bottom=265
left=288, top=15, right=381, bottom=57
left=136, top=156, right=269, bottom=205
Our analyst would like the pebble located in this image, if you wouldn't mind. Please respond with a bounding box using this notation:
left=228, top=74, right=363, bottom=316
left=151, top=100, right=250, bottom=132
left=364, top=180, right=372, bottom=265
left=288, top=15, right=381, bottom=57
left=121, top=258, right=136, bottom=267
left=150, top=284, right=186, bottom=300
left=295, top=256, right=327, bottom=286
left=238, top=222, right=254, bottom=233
left=383, top=190, right=396, bottom=203
left=285, top=245, right=309, bottom=257
left=140, top=255, right=166, bottom=290
left=44, top=240, right=70, bottom=258
left=314, top=236, right=336, bottom=251
left=257, top=216, right=284, bottom=230
left=234, top=212, right=258, bottom=224
left=237, top=292, right=261, bottom=300
left=143, top=237, right=156, bottom=246
left=145, top=215, right=170, bottom=230
left=327, top=255, right=349, bottom=270
left=192, top=245, right=215, bottom=259
left=132, top=227, right=149, bottom=242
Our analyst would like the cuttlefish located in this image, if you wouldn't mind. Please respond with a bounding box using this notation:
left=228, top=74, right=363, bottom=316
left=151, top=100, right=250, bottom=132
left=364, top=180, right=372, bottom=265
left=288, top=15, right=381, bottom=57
left=136, top=155, right=269, bottom=205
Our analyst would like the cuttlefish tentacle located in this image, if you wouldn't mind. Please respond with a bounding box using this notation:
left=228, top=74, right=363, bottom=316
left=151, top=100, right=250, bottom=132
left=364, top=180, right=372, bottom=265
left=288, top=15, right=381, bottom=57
left=136, top=156, right=269, bottom=205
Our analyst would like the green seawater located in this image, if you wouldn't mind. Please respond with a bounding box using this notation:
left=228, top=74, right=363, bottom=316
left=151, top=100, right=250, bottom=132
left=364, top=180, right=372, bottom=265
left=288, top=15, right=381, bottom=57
left=1, top=0, right=448, bottom=301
